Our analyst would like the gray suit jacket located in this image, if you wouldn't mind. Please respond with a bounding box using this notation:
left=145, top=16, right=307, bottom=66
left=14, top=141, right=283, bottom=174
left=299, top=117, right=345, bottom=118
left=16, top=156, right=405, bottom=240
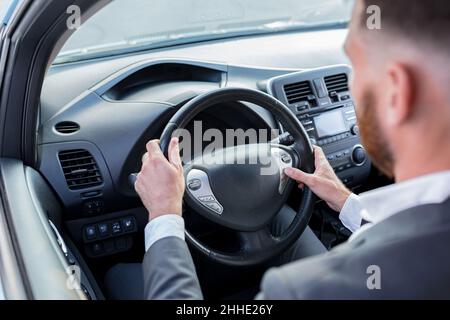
left=143, top=198, right=450, bottom=299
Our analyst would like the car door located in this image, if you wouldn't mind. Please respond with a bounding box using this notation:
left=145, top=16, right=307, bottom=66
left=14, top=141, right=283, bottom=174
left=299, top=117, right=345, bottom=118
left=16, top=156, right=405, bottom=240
left=0, top=0, right=109, bottom=300
left=0, top=0, right=32, bottom=301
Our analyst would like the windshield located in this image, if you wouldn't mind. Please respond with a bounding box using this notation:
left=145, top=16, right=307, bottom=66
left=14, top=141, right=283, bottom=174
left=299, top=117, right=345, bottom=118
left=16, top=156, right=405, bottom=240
left=0, top=0, right=14, bottom=22
left=56, top=0, right=354, bottom=64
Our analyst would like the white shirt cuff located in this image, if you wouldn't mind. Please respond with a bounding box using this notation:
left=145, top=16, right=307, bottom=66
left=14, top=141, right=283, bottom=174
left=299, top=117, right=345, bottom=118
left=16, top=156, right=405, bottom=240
left=339, top=193, right=364, bottom=233
left=144, top=214, right=185, bottom=252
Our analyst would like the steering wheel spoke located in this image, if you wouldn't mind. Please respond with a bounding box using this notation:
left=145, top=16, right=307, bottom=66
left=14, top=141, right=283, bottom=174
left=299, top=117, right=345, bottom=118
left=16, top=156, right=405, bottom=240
left=237, top=228, right=278, bottom=255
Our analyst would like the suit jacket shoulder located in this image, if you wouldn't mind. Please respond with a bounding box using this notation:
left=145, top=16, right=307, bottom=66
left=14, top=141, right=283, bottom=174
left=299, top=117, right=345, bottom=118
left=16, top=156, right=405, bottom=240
left=261, top=198, right=450, bottom=299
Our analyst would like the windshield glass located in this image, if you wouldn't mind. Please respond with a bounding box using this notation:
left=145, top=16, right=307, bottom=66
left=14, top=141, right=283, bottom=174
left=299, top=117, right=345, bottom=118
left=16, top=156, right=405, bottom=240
left=56, top=0, right=354, bottom=64
left=0, top=0, right=14, bottom=22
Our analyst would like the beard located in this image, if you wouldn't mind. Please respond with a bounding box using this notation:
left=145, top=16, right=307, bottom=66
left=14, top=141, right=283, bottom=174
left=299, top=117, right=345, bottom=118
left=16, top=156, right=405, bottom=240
left=357, top=88, right=395, bottom=179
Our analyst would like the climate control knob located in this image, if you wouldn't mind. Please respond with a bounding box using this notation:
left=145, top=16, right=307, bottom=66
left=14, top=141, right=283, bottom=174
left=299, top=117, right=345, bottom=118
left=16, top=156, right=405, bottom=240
left=352, top=146, right=367, bottom=166
left=351, top=124, right=360, bottom=136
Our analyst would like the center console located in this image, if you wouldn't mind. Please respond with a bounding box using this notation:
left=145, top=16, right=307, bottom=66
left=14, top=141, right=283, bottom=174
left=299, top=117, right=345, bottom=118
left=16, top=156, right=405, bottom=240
left=266, top=65, right=371, bottom=188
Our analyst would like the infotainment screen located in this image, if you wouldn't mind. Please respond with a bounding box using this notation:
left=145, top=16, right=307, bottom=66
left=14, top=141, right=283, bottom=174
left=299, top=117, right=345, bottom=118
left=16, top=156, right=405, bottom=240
left=314, top=110, right=347, bottom=138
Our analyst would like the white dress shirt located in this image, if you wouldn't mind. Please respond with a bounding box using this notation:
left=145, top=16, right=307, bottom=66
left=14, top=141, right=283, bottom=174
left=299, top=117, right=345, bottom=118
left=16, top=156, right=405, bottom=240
left=145, top=170, right=450, bottom=251
left=340, top=170, right=450, bottom=241
left=144, top=214, right=185, bottom=251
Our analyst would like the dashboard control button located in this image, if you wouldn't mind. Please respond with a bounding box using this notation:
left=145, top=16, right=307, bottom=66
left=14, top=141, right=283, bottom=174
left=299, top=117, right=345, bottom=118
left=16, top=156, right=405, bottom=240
left=297, top=105, right=309, bottom=112
left=98, top=223, right=109, bottom=236
left=83, top=202, right=94, bottom=215
left=122, top=217, right=134, bottom=231
left=111, top=222, right=122, bottom=235
left=352, top=146, right=367, bottom=166
left=91, top=243, right=104, bottom=255
left=351, top=125, right=360, bottom=136
left=329, top=91, right=338, bottom=100
left=85, top=226, right=97, bottom=240
left=342, top=176, right=354, bottom=185
left=83, top=199, right=104, bottom=215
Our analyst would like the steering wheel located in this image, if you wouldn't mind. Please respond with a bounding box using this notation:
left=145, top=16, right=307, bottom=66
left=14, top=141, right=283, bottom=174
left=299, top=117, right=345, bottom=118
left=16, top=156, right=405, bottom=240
left=145, top=88, right=315, bottom=266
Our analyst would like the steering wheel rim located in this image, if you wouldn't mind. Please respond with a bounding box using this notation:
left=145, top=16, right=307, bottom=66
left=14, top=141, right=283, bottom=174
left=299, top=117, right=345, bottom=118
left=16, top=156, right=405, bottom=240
left=160, top=87, right=316, bottom=266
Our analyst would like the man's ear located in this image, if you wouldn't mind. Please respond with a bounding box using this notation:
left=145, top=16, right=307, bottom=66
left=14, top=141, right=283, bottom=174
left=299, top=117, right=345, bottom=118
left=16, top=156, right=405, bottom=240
left=385, top=62, right=415, bottom=126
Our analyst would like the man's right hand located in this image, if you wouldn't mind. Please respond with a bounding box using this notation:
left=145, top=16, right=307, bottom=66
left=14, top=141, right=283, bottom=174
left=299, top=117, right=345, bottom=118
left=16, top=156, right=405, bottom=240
left=135, top=138, right=185, bottom=221
left=284, top=146, right=352, bottom=212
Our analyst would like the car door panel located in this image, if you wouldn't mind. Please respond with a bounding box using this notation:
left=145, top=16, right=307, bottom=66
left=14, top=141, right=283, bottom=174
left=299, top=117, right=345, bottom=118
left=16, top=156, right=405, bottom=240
left=0, top=158, right=86, bottom=299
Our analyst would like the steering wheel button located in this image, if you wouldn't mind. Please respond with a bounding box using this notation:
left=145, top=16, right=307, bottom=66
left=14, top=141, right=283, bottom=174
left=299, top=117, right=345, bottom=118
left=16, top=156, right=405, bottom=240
left=281, top=154, right=291, bottom=164
left=199, top=195, right=215, bottom=202
left=188, top=179, right=202, bottom=191
left=186, top=169, right=225, bottom=214
left=204, top=202, right=223, bottom=215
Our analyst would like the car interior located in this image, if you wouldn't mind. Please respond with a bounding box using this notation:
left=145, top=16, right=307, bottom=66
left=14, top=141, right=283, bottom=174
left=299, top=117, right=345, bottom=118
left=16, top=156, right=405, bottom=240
left=1, top=0, right=394, bottom=300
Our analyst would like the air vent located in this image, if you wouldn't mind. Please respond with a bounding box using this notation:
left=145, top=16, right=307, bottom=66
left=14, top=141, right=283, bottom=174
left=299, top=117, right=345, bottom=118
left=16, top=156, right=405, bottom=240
left=283, top=81, right=314, bottom=105
left=58, top=150, right=103, bottom=190
left=324, top=73, right=349, bottom=95
left=55, top=121, right=80, bottom=134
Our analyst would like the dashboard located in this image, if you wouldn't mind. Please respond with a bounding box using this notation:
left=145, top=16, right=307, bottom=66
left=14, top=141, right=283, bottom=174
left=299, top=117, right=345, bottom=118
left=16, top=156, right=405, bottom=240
left=266, top=65, right=371, bottom=186
left=38, top=28, right=371, bottom=261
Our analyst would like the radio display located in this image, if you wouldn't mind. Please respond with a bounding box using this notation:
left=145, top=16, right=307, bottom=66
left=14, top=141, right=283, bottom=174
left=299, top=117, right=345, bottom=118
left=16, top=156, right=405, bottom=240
left=314, top=110, right=347, bottom=138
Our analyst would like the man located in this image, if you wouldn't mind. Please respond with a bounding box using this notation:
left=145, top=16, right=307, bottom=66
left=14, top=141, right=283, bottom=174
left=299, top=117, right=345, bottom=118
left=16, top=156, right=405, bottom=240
left=135, top=0, right=450, bottom=299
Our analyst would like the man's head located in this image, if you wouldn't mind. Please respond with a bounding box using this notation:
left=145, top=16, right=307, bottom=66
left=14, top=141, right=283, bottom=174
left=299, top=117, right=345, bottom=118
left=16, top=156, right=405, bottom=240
left=345, top=0, right=450, bottom=180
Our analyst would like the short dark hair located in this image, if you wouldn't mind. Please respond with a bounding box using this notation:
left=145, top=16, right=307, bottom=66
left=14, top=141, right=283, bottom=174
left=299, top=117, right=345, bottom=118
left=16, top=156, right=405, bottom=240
left=361, top=0, right=450, bottom=51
